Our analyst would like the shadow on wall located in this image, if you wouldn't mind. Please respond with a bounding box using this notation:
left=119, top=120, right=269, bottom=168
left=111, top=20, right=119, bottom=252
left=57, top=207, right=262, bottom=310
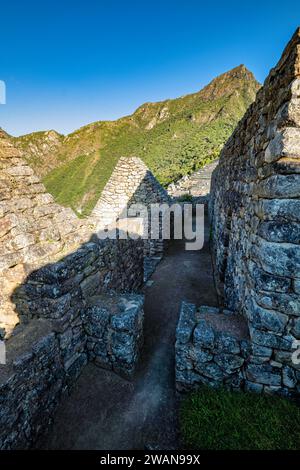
left=0, top=230, right=144, bottom=449
left=0, top=150, right=172, bottom=449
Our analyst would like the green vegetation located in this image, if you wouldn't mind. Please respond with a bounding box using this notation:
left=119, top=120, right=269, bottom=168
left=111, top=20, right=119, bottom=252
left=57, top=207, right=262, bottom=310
left=176, top=194, right=194, bottom=202
left=180, top=387, right=300, bottom=450
left=15, top=65, right=260, bottom=215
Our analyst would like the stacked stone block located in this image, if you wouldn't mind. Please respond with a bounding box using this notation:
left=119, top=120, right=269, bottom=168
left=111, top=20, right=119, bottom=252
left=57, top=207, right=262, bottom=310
left=84, top=293, right=144, bottom=378
left=0, top=133, right=146, bottom=448
left=210, top=29, right=300, bottom=397
left=176, top=302, right=250, bottom=391
left=92, top=156, right=170, bottom=272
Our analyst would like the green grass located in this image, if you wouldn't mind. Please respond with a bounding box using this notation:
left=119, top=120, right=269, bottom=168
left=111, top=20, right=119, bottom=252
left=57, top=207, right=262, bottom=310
left=180, top=387, right=300, bottom=450
left=176, top=194, right=194, bottom=202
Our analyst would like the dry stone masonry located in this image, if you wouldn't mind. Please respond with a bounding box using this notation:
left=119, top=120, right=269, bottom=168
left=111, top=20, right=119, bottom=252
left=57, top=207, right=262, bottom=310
left=92, top=156, right=171, bottom=279
left=168, top=160, right=219, bottom=204
left=84, top=293, right=144, bottom=378
left=0, top=134, right=154, bottom=448
left=176, top=303, right=251, bottom=391
left=176, top=29, right=300, bottom=397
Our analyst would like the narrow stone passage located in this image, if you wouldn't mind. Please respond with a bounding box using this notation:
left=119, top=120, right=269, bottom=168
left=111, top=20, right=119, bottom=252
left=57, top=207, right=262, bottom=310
left=40, top=219, right=218, bottom=450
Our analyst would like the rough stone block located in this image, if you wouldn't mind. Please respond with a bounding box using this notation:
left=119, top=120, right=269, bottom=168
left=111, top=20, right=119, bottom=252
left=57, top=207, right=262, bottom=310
left=176, top=302, right=196, bottom=344
left=193, top=319, right=215, bottom=349
left=84, top=293, right=144, bottom=378
left=253, top=239, right=300, bottom=279
left=255, top=174, right=300, bottom=198
left=246, top=363, right=281, bottom=386
left=215, top=353, right=244, bottom=374
left=247, top=299, right=288, bottom=333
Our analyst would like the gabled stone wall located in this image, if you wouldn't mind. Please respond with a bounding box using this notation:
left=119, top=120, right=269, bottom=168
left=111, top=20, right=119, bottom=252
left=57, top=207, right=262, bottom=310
left=92, top=156, right=170, bottom=260
left=210, top=29, right=300, bottom=396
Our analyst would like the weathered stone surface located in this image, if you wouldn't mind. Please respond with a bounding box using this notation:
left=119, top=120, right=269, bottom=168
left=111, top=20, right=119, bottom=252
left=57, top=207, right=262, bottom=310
left=83, top=293, right=144, bottom=377
left=210, top=29, right=300, bottom=398
left=256, top=173, right=300, bottom=198
left=175, top=302, right=196, bottom=344
left=250, top=327, right=294, bottom=351
left=257, top=221, right=300, bottom=244
left=255, top=291, right=300, bottom=316
left=215, top=332, right=240, bottom=354
left=176, top=303, right=249, bottom=391
left=193, top=319, right=215, bottom=349
left=248, top=261, right=291, bottom=293
left=215, top=353, right=244, bottom=374
left=252, top=344, right=272, bottom=359
left=292, top=317, right=300, bottom=338
left=247, top=299, right=288, bottom=333
left=92, top=156, right=170, bottom=260
left=253, top=239, right=300, bottom=279
left=264, top=128, right=300, bottom=162
left=0, top=133, right=149, bottom=449
left=246, top=363, right=281, bottom=386
left=255, top=198, right=300, bottom=222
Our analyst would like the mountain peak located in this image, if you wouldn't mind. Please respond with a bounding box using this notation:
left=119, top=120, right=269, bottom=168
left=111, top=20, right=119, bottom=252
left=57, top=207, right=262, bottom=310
left=198, top=65, right=260, bottom=101
left=226, top=64, right=253, bottom=78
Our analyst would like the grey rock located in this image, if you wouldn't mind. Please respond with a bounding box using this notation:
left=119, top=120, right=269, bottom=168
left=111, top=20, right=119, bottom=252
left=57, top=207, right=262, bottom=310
left=250, top=327, right=294, bottom=351
left=193, top=319, right=215, bottom=349
left=198, top=306, right=220, bottom=315
left=176, top=302, right=196, bottom=344
left=215, top=353, right=244, bottom=374
left=292, top=318, right=300, bottom=338
left=245, top=380, right=263, bottom=393
left=249, top=261, right=291, bottom=293
left=257, top=221, right=300, bottom=244
left=194, top=361, right=224, bottom=381
left=246, top=363, right=281, bottom=386
left=252, top=344, right=272, bottom=359
left=255, top=174, right=300, bottom=199
left=248, top=300, right=288, bottom=333
left=215, top=332, right=240, bottom=354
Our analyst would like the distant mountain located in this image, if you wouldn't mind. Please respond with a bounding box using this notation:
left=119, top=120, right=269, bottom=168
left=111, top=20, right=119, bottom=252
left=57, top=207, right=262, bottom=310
left=13, top=65, right=260, bottom=215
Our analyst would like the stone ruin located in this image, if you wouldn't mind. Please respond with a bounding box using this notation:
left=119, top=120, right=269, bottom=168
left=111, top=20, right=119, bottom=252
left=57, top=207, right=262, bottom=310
left=1, top=28, right=300, bottom=451
left=92, top=156, right=170, bottom=280
left=176, top=29, right=300, bottom=397
left=167, top=160, right=219, bottom=205
left=0, top=133, right=168, bottom=449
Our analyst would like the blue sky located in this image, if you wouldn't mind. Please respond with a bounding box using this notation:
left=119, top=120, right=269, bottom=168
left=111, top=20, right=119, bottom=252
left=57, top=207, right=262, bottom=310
left=1, top=0, right=299, bottom=136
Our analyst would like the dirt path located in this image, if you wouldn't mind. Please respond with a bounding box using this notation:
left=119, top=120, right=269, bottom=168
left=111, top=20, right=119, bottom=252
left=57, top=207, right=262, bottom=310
left=39, top=219, right=218, bottom=450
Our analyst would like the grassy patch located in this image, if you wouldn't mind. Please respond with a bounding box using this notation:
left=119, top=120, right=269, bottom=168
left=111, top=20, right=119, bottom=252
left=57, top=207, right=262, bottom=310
left=176, top=194, right=194, bottom=202
left=180, top=387, right=300, bottom=450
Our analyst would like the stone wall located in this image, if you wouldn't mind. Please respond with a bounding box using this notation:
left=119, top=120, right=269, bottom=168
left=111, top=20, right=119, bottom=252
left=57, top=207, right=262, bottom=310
left=209, top=29, right=300, bottom=396
left=0, top=131, right=90, bottom=336
left=176, top=303, right=251, bottom=392
left=84, top=293, right=144, bottom=378
left=0, top=133, right=146, bottom=448
left=92, top=156, right=170, bottom=261
left=168, top=160, right=219, bottom=206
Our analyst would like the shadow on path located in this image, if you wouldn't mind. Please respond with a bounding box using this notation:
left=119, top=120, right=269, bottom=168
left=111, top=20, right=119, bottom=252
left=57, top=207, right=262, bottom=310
left=39, top=218, right=218, bottom=450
